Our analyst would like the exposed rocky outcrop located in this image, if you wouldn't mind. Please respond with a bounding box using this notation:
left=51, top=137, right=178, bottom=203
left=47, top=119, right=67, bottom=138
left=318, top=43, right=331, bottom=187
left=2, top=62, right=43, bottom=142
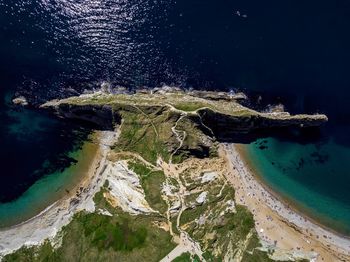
left=188, top=90, right=247, bottom=102
left=12, top=96, right=29, bottom=106
left=197, top=108, right=328, bottom=140
left=43, top=103, right=121, bottom=130
left=41, top=91, right=328, bottom=143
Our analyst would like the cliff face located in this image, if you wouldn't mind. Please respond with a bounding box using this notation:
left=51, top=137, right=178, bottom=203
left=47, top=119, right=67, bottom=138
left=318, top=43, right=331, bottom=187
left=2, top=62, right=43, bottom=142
left=19, top=91, right=336, bottom=262
left=41, top=91, right=327, bottom=148
left=44, top=103, right=121, bottom=130
left=197, top=108, right=327, bottom=140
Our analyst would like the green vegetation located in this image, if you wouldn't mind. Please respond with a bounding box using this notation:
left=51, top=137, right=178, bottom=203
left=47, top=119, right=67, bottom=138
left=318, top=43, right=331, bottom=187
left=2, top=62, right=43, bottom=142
left=172, top=252, right=192, bottom=262
left=241, top=233, right=275, bottom=262
left=242, top=249, right=275, bottom=262
left=178, top=168, right=260, bottom=261
left=170, top=216, right=180, bottom=235
left=180, top=203, right=210, bottom=226
left=3, top=241, right=59, bottom=262
left=26, top=91, right=321, bottom=262
left=52, top=90, right=327, bottom=133
left=171, top=102, right=209, bottom=112
left=129, top=161, right=168, bottom=214
left=202, top=251, right=217, bottom=262
left=111, top=103, right=212, bottom=165
left=4, top=192, right=176, bottom=262
left=57, top=92, right=246, bottom=117
left=175, top=116, right=211, bottom=159
left=180, top=203, right=258, bottom=261
left=78, top=213, right=147, bottom=251
left=113, top=106, right=176, bottom=165
left=241, top=232, right=307, bottom=262
left=216, top=206, right=255, bottom=240
left=171, top=252, right=201, bottom=262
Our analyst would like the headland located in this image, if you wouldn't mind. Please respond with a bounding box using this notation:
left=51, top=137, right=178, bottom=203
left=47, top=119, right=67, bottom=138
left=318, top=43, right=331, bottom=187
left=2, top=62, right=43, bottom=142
left=2, top=88, right=347, bottom=262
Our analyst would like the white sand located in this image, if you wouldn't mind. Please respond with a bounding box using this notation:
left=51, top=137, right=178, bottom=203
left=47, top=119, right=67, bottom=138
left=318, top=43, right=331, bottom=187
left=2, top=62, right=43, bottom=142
left=0, top=131, right=116, bottom=258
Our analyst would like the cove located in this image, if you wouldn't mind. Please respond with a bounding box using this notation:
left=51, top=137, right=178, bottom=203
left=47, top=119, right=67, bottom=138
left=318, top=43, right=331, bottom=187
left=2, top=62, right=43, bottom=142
left=243, top=137, right=350, bottom=236
left=0, top=134, right=99, bottom=228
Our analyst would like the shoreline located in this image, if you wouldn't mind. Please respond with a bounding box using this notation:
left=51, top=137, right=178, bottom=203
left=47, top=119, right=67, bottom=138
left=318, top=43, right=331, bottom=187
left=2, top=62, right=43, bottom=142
left=223, top=143, right=350, bottom=261
left=236, top=144, right=350, bottom=241
left=0, top=130, right=117, bottom=258
left=0, top=132, right=100, bottom=229
left=1, top=129, right=349, bottom=260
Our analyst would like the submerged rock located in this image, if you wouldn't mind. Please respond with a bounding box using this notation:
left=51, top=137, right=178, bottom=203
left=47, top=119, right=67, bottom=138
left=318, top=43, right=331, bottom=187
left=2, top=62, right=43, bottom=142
left=12, top=96, right=28, bottom=106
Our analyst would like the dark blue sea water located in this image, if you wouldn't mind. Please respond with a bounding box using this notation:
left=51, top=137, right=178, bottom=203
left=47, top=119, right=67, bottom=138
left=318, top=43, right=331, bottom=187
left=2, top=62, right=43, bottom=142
left=1, top=0, right=350, bottom=232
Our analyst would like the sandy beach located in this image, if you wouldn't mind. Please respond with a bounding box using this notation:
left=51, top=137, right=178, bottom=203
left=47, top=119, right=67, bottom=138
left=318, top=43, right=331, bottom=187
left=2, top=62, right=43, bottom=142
left=0, top=130, right=117, bottom=258
left=222, top=143, right=350, bottom=261
left=1, top=131, right=350, bottom=261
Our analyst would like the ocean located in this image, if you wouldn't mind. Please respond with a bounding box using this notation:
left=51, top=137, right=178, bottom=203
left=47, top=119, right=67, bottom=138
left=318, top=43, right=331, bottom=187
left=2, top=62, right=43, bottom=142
left=1, top=0, right=350, bottom=233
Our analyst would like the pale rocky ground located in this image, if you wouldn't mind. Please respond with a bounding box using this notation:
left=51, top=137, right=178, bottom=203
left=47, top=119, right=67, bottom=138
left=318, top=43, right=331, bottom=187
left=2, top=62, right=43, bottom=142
left=102, top=161, right=155, bottom=215
left=0, top=131, right=116, bottom=258
left=0, top=89, right=347, bottom=261
left=2, top=130, right=350, bottom=262
left=1, top=134, right=349, bottom=261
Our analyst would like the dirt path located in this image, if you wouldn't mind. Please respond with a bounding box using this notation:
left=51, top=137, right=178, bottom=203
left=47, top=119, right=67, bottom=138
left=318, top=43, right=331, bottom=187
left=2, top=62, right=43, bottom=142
left=110, top=151, right=160, bottom=170
left=170, top=114, right=187, bottom=162
left=132, top=105, right=159, bottom=137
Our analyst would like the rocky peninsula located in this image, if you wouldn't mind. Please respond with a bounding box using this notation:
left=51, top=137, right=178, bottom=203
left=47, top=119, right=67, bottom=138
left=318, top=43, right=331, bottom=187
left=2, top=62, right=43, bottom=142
left=2, top=89, right=347, bottom=262
left=41, top=89, right=327, bottom=159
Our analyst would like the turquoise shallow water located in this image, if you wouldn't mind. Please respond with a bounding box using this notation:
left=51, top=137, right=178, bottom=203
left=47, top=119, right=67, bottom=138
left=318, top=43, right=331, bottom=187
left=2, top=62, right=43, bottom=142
left=0, top=137, right=98, bottom=228
left=245, top=137, right=350, bottom=235
left=0, top=91, right=97, bottom=227
left=1, top=0, right=350, bottom=234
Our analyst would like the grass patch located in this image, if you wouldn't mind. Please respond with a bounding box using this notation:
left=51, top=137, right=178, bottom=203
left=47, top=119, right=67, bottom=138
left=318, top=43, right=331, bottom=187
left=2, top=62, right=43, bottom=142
left=78, top=213, right=147, bottom=251
left=170, top=215, right=180, bottom=236
left=128, top=161, right=168, bottom=214
left=171, top=252, right=201, bottom=262
left=4, top=192, right=175, bottom=262
left=172, top=102, right=209, bottom=112
left=111, top=104, right=213, bottom=165
left=202, top=251, right=219, bottom=262
left=179, top=183, right=258, bottom=260
left=180, top=203, right=209, bottom=226
left=3, top=241, right=59, bottom=262
left=172, top=252, right=192, bottom=262
left=213, top=205, right=255, bottom=241
left=113, top=107, right=176, bottom=165
left=241, top=249, right=276, bottom=262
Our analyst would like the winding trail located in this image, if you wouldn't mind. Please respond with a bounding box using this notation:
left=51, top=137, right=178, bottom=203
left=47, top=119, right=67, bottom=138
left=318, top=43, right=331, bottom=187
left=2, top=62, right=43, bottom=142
left=160, top=116, right=206, bottom=261
left=197, top=111, right=215, bottom=137
left=170, top=114, right=187, bottom=163
left=160, top=159, right=205, bottom=262
left=111, top=151, right=160, bottom=170
left=132, top=105, right=159, bottom=138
